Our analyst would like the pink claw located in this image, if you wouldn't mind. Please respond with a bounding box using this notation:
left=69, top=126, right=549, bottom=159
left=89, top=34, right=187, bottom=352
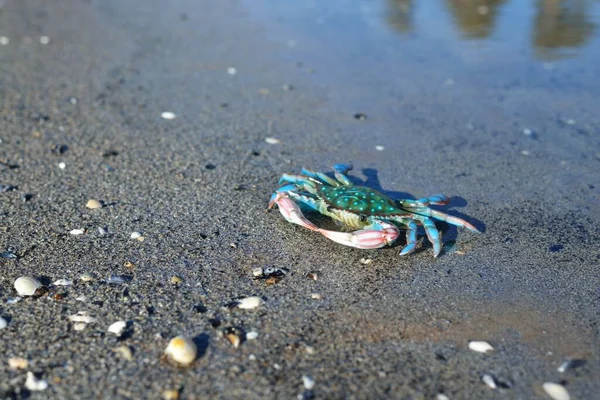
left=318, top=222, right=399, bottom=249
left=270, top=193, right=319, bottom=232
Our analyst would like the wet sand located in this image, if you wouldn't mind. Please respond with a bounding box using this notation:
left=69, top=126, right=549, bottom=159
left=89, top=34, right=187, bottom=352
left=1, top=0, right=599, bottom=398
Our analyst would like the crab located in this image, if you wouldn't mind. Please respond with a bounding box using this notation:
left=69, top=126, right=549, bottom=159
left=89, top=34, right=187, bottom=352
left=267, top=164, right=479, bottom=257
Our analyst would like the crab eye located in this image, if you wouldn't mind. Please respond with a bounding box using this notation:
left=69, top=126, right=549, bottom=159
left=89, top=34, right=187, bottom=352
left=360, top=215, right=367, bottom=222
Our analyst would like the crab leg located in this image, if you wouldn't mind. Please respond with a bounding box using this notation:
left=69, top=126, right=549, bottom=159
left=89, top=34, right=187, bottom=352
left=399, top=221, right=418, bottom=256
left=399, top=194, right=450, bottom=207
left=268, top=192, right=319, bottom=231
left=333, top=163, right=353, bottom=186
left=410, top=208, right=479, bottom=232
left=318, top=220, right=399, bottom=250
left=421, top=218, right=442, bottom=257
left=300, top=168, right=339, bottom=187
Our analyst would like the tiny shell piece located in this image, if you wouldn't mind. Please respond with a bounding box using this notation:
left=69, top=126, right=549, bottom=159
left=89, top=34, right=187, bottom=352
left=80, top=273, right=95, bottom=282
left=265, top=137, right=281, bottom=144
left=86, top=199, right=102, bottom=209
left=108, top=321, right=127, bottom=336
left=8, top=357, right=29, bottom=370
left=163, top=389, right=180, bottom=400
left=224, top=328, right=242, bottom=348
left=0, top=316, right=7, bottom=329
left=14, top=277, right=42, bottom=296
left=542, top=382, right=571, bottom=400
left=69, top=311, right=97, bottom=324
left=436, top=395, right=450, bottom=400
left=130, top=231, right=142, bottom=239
left=70, top=228, right=85, bottom=235
left=25, top=372, right=48, bottom=391
left=302, top=375, right=315, bottom=390
left=73, top=322, right=87, bottom=331
left=236, top=296, right=262, bottom=309
left=311, top=293, right=323, bottom=300
left=161, top=111, right=176, bottom=120
left=481, top=374, right=496, bottom=389
left=53, top=279, right=73, bottom=286
left=252, top=268, right=264, bottom=277
left=113, top=345, right=134, bottom=361
left=246, top=331, right=259, bottom=340
left=164, top=336, right=197, bottom=366
left=469, top=341, right=494, bottom=353
left=359, top=258, right=373, bottom=265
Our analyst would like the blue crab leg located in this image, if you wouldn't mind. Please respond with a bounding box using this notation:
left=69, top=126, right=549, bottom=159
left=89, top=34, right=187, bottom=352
left=399, top=194, right=450, bottom=207
left=421, top=218, right=442, bottom=257
left=410, top=208, right=479, bottom=232
left=300, top=168, right=339, bottom=187
left=399, top=221, right=418, bottom=256
left=268, top=184, right=298, bottom=210
left=278, top=174, right=319, bottom=194
left=318, top=220, right=399, bottom=249
left=333, top=163, right=353, bottom=186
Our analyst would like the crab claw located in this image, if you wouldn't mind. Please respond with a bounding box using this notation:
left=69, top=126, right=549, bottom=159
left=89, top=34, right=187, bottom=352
left=269, top=192, right=319, bottom=232
left=318, top=221, right=399, bottom=249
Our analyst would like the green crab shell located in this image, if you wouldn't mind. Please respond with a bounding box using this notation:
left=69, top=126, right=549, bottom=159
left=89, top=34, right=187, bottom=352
left=317, top=185, right=401, bottom=217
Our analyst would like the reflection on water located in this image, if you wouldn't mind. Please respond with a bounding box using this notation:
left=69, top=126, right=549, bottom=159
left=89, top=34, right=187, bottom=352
left=385, top=0, right=598, bottom=60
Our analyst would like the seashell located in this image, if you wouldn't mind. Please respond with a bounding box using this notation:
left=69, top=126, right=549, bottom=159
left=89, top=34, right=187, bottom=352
left=161, top=111, right=176, bottom=120
left=0, top=316, right=7, bottom=329
left=108, top=321, right=127, bottom=336
left=80, top=272, right=95, bottom=282
left=224, top=327, right=242, bottom=348
left=469, top=341, right=494, bottom=353
left=542, top=382, right=571, bottom=400
left=25, top=372, right=48, bottom=391
left=235, top=296, right=262, bottom=310
left=164, top=335, right=197, bottom=366
left=53, top=278, right=73, bottom=286
left=481, top=374, right=496, bottom=389
left=436, top=395, right=450, bottom=400
left=113, top=345, right=133, bottom=361
left=107, top=275, right=131, bottom=284
left=302, top=375, right=315, bottom=390
left=8, top=357, right=28, bottom=370
left=163, top=389, right=180, bottom=400
left=14, top=277, right=42, bottom=296
left=73, top=322, right=87, bottom=331
left=252, top=268, right=264, bottom=278
left=246, top=331, right=259, bottom=340
left=70, top=228, right=84, bottom=235
left=86, top=199, right=102, bottom=209
left=311, top=293, right=323, bottom=300
left=265, top=137, right=281, bottom=144
left=170, top=276, right=183, bottom=285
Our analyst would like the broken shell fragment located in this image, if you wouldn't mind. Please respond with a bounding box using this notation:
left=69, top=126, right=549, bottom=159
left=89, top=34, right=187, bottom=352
left=302, top=375, right=315, bottom=390
left=8, top=357, right=28, bottom=370
left=246, top=331, right=259, bottom=340
left=108, top=321, right=127, bottom=336
left=252, top=268, right=264, bottom=277
left=542, top=382, right=571, bottom=400
left=469, top=341, right=494, bottom=353
left=70, top=228, right=85, bottom=235
left=481, top=374, right=496, bottom=389
left=86, top=199, right=102, bottom=209
left=0, top=316, right=7, bottom=329
left=164, top=336, right=197, bottom=366
left=14, top=277, right=42, bottom=296
left=113, top=345, right=134, bottom=361
left=53, top=278, right=73, bottom=286
left=25, top=372, right=48, bottom=391
left=69, top=311, right=97, bottom=324
left=224, top=327, right=243, bottom=348
left=235, top=296, right=262, bottom=309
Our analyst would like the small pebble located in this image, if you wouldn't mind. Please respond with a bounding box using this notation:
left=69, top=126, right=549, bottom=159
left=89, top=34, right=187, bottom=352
left=25, top=372, right=48, bottom=391
left=0, top=36, right=9, bottom=45
left=165, top=336, right=197, bottom=366
left=246, top=331, right=259, bottom=340
left=265, top=137, right=281, bottom=144
left=235, top=296, right=262, bottom=309
left=306, top=271, right=318, bottom=281
left=161, top=111, right=176, bottom=120
left=8, top=357, right=28, bottom=370
left=53, top=279, right=73, bottom=286
left=252, top=268, right=264, bottom=278
left=130, top=231, right=143, bottom=240
left=69, top=311, right=97, bottom=324
left=227, top=67, right=237, bottom=75
left=108, top=320, right=127, bottom=336
left=523, top=128, right=533, bottom=136
left=98, top=227, right=107, bottom=235
left=436, top=395, right=450, bottom=400
left=6, top=297, right=22, bottom=304
left=305, top=346, right=315, bottom=355
left=58, top=162, right=66, bottom=169
left=375, top=145, right=385, bottom=151
left=542, top=382, right=571, bottom=400
left=14, top=277, right=42, bottom=296
left=107, top=275, right=131, bottom=284
left=70, top=228, right=85, bottom=235
left=73, top=322, right=87, bottom=331
left=170, top=276, right=183, bottom=285
left=113, top=345, right=134, bottom=361
left=80, top=272, right=95, bottom=282
left=39, top=36, right=50, bottom=44
left=0, top=316, right=7, bottom=329
left=481, top=374, right=496, bottom=389
left=468, top=341, right=494, bottom=353
left=311, top=293, right=322, bottom=300
left=86, top=199, right=102, bottom=209
left=302, top=375, right=315, bottom=390
left=162, top=389, right=180, bottom=400
left=521, top=150, right=531, bottom=156
left=69, top=97, right=78, bottom=104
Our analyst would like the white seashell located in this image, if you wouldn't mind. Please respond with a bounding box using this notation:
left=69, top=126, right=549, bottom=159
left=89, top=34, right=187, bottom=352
left=70, top=228, right=84, bottom=235
left=0, top=316, right=7, bottom=329
left=469, top=341, right=494, bottom=353
left=246, top=331, right=259, bottom=340
left=360, top=258, right=373, bottom=265
left=8, top=357, right=28, bottom=369
left=542, top=382, right=571, bottom=400
left=108, top=321, right=127, bottom=336
left=113, top=345, right=133, bottom=361
left=25, top=372, right=48, bottom=391
left=481, top=374, right=496, bottom=389
left=69, top=311, right=97, bottom=324
left=58, top=162, right=66, bottom=169
left=302, top=375, right=315, bottom=390
left=86, top=199, right=102, bottom=209
left=73, top=322, right=87, bottom=331
left=14, top=277, right=42, bottom=296
left=252, top=268, right=264, bottom=277
left=265, top=137, right=281, bottom=144
left=161, top=111, right=176, bottom=120
left=53, top=279, right=73, bottom=286
left=436, top=395, right=450, bottom=400
left=375, top=145, right=385, bottom=151
left=236, top=296, right=262, bottom=309
left=130, top=231, right=142, bottom=239
left=311, top=293, right=323, bottom=300
left=164, top=336, right=197, bottom=366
